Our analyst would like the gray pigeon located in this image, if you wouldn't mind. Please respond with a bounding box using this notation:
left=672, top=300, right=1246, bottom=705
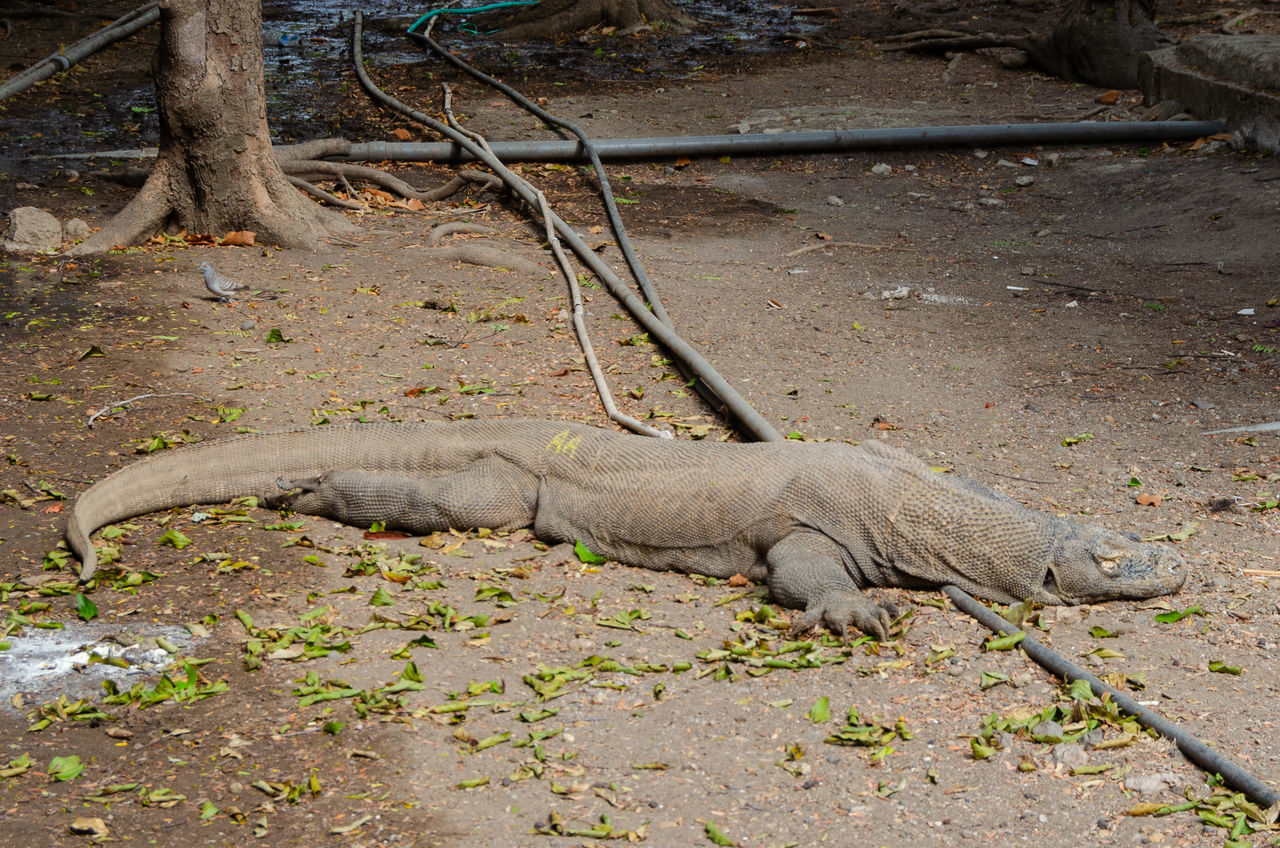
left=198, top=261, right=249, bottom=302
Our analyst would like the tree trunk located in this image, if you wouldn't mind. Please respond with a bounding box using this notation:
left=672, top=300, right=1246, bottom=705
left=69, top=0, right=349, bottom=255
left=1027, top=0, right=1171, bottom=88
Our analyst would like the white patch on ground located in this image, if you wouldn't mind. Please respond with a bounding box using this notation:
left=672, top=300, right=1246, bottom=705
left=0, top=623, right=198, bottom=707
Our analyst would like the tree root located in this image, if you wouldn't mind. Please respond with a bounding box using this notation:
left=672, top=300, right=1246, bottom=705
left=426, top=244, right=547, bottom=277
left=884, top=0, right=1170, bottom=89
left=426, top=222, right=500, bottom=245
left=492, top=0, right=699, bottom=39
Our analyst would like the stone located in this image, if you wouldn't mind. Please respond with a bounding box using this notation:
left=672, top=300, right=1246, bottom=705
left=825, top=195, right=845, bottom=207
left=1123, top=772, right=1181, bottom=795
left=3, top=206, right=62, bottom=253
left=1052, top=742, right=1088, bottom=768
left=870, top=163, right=892, bottom=176
left=63, top=218, right=89, bottom=242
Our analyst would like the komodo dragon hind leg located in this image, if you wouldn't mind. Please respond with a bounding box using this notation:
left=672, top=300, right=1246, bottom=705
left=766, top=530, right=898, bottom=641
left=272, top=457, right=539, bottom=534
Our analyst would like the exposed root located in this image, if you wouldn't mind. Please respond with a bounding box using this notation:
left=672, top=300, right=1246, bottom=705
left=426, top=244, right=547, bottom=277
left=493, top=0, right=699, bottom=39
left=286, top=176, right=366, bottom=210
left=884, top=0, right=1170, bottom=89
left=426, top=222, right=500, bottom=245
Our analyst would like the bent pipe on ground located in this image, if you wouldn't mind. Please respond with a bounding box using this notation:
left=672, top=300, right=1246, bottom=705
left=945, top=586, right=1279, bottom=808
left=352, top=12, right=780, bottom=444
left=0, top=1, right=160, bottom=102
left=338, top=121, right=1227, bottom=164
left=406, top=22, right=737, bottom=423
left=358, top=13, right=1274, bottom=806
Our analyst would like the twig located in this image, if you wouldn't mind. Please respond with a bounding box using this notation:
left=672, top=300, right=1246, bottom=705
left=87, top=392, right=210, bottom=427
left=1242, top=568, right=1280, bottom=578
left=785, top=240, right=907, bottom=257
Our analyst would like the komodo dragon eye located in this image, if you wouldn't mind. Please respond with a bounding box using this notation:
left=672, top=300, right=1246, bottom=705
left=1093, top=549, right=1122, bottom=574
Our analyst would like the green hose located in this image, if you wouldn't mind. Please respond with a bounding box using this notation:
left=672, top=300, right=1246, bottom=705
left=407, top=1, right=539, bottom=36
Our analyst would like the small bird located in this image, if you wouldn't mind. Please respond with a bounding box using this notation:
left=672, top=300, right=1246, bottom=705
left=198, top=261, right=249, bottom=302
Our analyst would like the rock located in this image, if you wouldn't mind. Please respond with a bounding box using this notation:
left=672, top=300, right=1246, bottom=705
left=63, top=218, right=89, bottom=242
left=69, top=818, right=109, bottom=838
left=973, top=149, right=989, bottom=159
left=996, top=158, right=1020, bottom=168
left=825, top=195, right=845, bottom=207
left=4, top=206, right=62, bottom=253
left=1015, top=176, right=1035, bottom=187
left=1031, top=720, right=1064, bottom=743
left=870, top=163, right=892, bottom=176
left=1123, top=772, right=1181, bottom=795
left=1051, top=742, right=1088, bottom=769
left=977, top=197, right=1006, bottom=207
left=1020, top=266, right=1035, bottom=276
left=1065, top=300, right=1079, bottom=308
left=881, top=286, right=909, bottom=300
left=240, top=320, right=257, bottom=332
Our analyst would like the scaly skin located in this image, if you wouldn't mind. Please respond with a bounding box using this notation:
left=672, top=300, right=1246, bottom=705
left=67, top=420, right=1185, bottom=638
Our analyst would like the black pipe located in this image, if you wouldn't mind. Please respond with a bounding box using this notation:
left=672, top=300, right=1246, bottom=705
left=944, top=585, right=1279, bottom=808
left=339, top=121, right=1227, bottom=164
left=0, top=2, right=160, bottom=102
left=352, top=12, right=782, bottom=443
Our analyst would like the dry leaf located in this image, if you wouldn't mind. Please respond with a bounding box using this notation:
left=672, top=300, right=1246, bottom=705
left=393, top=128, right=412, bottom=141
left=727, top=573, right=750, bottom=587
left=1135, top=493, right=1163, bottom=507
left=221, top=230, right=256, bottom=246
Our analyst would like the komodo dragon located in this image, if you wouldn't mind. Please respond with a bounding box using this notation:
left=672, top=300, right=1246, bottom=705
left=66, top=420, right=1184, bottom=639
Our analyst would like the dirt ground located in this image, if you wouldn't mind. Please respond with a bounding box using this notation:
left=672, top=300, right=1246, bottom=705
left=1, top=1, right=1279, bottom=846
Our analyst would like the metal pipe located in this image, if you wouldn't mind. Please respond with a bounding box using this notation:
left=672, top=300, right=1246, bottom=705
left=0, top=2, right=160, bottom=103
left=352, top=12, right=781, bottom=443
left=339, top=121, right=1227, bottom=163
left=943, top=585, right=1279, bottom=808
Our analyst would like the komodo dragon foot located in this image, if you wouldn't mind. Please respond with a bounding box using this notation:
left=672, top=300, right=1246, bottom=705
left=766, top=529, right=899, bottom=640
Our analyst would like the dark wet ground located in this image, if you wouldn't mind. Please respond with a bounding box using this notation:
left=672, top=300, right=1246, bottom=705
left=0, top=0, right=822, bottom=177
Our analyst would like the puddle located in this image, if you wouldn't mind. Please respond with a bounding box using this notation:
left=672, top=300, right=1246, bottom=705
left=0, top=622, right=199, bottom=707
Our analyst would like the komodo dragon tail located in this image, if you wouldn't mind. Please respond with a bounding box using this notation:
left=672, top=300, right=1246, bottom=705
left=66, top=423, right=459, bottom=583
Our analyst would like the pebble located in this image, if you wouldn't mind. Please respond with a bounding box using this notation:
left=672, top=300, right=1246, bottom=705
left=240, top=320, right=256, bottom=331
left=1051, top=742, right=1088, bottom=768
left=995, top=158, right=1019, bottom=169
left=881, top=286, right=909, bottom=300
left=1032, top=720, right=1064, bottom=742
left=1065, top=300, right=1079, bottom=308
left=825, top=195, right=845, bottom=207
left=973, top=149, right=989, bottom=159
left=1123, top=773, right=1181, bottom=795
left=1014, top=175, right=1035, bottom=187
left=870, top=163, right=892, bottom=176
left=977, top=197, right=1006, bottom=207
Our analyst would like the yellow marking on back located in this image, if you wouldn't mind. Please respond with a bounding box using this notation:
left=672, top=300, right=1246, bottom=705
left=545, top=429, right=582, bottom=459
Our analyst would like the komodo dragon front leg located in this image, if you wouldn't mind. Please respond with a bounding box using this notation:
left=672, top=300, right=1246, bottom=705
left=766, top=530, right=898, bottom=641
left=274, top=456, right=539, bottom=533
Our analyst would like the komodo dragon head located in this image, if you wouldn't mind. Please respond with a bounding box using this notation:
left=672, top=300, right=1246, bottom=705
left=1038, top=521, right=1186, bottom=605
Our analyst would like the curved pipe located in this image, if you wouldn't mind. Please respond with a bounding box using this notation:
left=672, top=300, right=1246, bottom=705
left=944, top=586, right=1279, bottom=807
left=353, top=12, right=781, bottom=443
left=0, top=2, right=160, bottom=103
left=337, top=121, right=1227, bottom=163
